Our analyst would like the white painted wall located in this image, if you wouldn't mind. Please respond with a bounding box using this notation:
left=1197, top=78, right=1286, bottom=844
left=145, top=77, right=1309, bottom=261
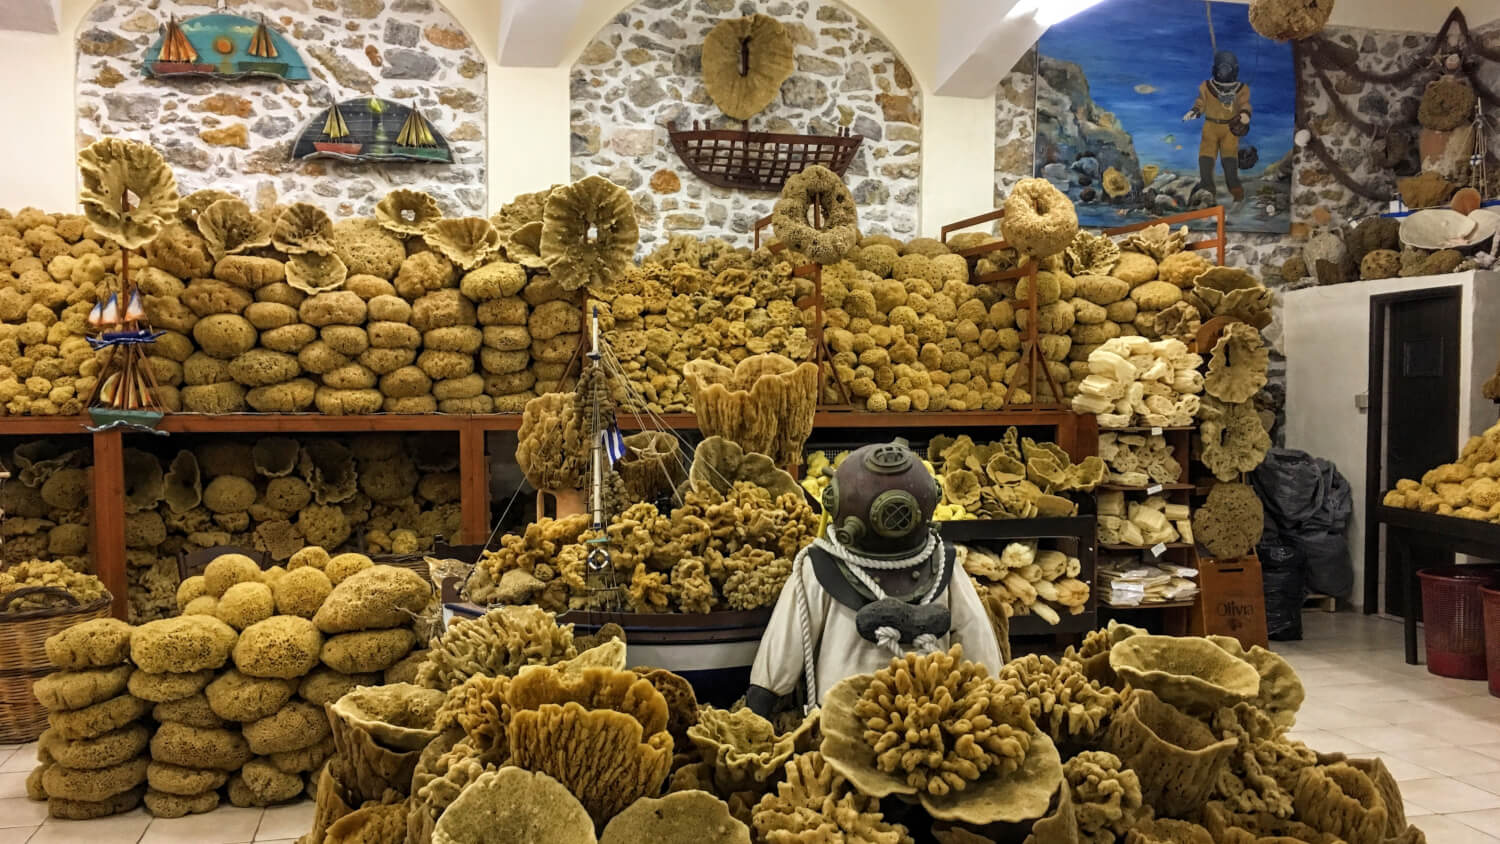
left=1283, top=271, right=1500, bottom=610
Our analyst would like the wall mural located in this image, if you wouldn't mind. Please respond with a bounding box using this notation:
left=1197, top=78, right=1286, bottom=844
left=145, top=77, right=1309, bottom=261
left=143, top=13, right=309, bottom=81
left=1035, top=0, right=1295, bottom=233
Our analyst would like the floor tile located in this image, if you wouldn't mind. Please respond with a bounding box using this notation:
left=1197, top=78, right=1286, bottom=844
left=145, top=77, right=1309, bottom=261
left=1473, top=743, right=1500, bottom=762
left=0, top=777, right=29, bottom=802
left=1330, top=724, right=1446, bottom=753
left=1404, top=799, right=1434, bottom=818
left=1293, top=702, right=1390, bottom=730
left=1286, top=728, right=1376, bottom=756
left=0, top=827, right=35, bottom=844
left=1450, top=808, right=1500, bottom=834
left=0, top=800, right=47, bottom=829
left=1394, top=746, right=1500, bottom=777
left=1413, top=814, right=1500, bottom=843
left=140, top=805, right=262, bottom=844
left=1397, top=777, right=1500, bottom=813
left=29, top=809, right=151, bottom=844
left=0, top=749, right=36, bottom=776
left=1368, top=753, right=1439, bottom=782
left=254, top=803, right=314, bottom=841
left=1460, top=773, right=1500, bottom=795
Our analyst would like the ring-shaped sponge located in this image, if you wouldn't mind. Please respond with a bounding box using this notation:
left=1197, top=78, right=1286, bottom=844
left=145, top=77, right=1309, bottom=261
left=540, top=175, right=639, bottom=291
left=1002, top=179, right=1079, bottom=259
left=771, top=165, right=859, bottom=265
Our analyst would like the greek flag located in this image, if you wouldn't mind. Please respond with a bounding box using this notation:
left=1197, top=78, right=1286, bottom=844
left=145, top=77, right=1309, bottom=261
left=603, top=425, right=627, bottom=465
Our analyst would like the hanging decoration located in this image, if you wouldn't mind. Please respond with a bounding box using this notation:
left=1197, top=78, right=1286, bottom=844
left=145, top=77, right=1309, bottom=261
left=292, top=98, right=454, bottom=164
left=1298, top=8, right=1500, bottom=204
left=667, top=13, right=862, bottom=192
left=76, top=139, right=181, bottom=431
left=143, top=13, right=310, bottom=81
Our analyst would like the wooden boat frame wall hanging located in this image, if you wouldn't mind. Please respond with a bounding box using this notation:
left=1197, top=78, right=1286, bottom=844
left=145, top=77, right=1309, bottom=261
left=143, top=13, right=310, bottom=81
left=292, top=98, right=454, bottom=164
left=667, top=121, right=863, bottom=192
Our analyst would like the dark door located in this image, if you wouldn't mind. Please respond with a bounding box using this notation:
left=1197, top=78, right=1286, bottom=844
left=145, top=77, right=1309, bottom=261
left=1367, top=288, right=1462, bottom=617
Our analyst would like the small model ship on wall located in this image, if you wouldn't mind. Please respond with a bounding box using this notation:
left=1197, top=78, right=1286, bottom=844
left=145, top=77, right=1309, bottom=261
left=293, top=98, right=454, bottom=164
left=313, top=104, right=362, bottom=156
left=143, top=13, right=310, bottom=81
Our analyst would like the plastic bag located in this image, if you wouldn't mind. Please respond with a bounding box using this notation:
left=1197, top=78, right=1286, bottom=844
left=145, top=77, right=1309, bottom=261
left=1259, top=541, right=1306, bottom=641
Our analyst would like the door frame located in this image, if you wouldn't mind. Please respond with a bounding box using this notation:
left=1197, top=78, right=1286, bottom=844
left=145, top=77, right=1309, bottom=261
left=1363, top=285, right=1463, bottom=614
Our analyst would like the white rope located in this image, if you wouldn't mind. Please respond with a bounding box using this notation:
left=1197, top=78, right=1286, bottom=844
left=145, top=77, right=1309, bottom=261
left=814, top=530, right=938, bottom=570
left=820, top=534, right=945, bottom=660
left=791, top=547, right=818, bottom=712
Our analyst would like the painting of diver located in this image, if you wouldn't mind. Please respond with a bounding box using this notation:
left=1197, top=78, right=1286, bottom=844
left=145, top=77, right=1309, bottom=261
left=1034, top=0, right=1295, bottom=233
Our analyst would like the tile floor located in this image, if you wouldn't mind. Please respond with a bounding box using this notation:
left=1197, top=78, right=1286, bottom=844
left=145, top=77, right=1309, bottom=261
left=0, top=612, right=1495, bottom=842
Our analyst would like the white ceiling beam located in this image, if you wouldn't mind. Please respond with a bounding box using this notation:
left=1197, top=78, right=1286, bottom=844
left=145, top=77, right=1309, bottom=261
left=0, top=0, right=59, bottom=34
left=933, top=0, right=1041, bottom=97
left=497, top=0, right=588, bottom=67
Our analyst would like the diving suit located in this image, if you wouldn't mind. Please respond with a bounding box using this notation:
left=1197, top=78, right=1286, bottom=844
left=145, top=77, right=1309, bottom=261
left=1184, top=50, right=1252, bottom=204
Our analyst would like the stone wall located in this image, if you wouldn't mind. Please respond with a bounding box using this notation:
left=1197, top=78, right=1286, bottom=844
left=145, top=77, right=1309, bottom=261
left=75, top=0, right=487, bottom=217
left=570, top=0, right=921, bottom=251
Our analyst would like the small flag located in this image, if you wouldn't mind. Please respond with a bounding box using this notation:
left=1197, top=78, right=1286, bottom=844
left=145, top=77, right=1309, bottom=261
left=603, top=425, right=627, bottom=465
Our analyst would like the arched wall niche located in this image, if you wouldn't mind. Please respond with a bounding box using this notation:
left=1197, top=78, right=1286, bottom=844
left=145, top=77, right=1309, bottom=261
left=73, top=0, right=488, bottom=216
left=569, top=0, right=923, bottom=250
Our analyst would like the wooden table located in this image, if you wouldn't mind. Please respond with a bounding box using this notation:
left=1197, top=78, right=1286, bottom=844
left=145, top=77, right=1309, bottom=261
left=1374, top=506, right=1500, bottom=664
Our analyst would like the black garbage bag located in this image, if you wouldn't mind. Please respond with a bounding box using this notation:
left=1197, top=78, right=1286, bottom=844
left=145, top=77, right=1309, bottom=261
left=1252, top=448, right=1354, bottom=598
left=1259, top=541, right=1306, bottom=640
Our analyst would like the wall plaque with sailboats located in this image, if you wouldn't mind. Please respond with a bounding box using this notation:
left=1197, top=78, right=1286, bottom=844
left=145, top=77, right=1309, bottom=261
left=292, top=98, right=454, bottom=164
left=143, top=13, right=309, bottom=81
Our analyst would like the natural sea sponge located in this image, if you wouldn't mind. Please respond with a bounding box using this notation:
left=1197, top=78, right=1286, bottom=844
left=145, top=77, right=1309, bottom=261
left=148, top=761, right=230, bottom=796
left=821, top=647, right=1062, bottom=826
left=333, top=218, right=406, bottom=279
left=47, top=784, right=146, bottom=820
left=204, top=669, right=297, bottom=722
left=750, top=751, right=913, bottom=844
left=300, top=290, right=367, bottom=326
left=1419, top=75, right=1478, bottom=132
left=1204, top=322, right=1268, bottom=404
left=415, top=605, right=577, bottom=689
left=130, top=615, right=237, bottom=673
left=771, top=165, right=860, bottom=265
left=1101, top=690, right=1235, bottom=818
left=320, top=627, right=416, bottom=674
left=601, top=790, right=749, bottom=844
left=1110, top=636, right=1260, bottom=716
left=48, top=693, right=150, bottom=740
left=1002, top=179, right=1079, bottom=259
left=125, top=668, right=213, bottom=703
left=193, top=313, right=257, bottom=359
left=1361, top=248, right=1401, bottom=280
left=144, top=787, right=218, bottom=818
left=432, top=767, right=597, bottom=844
left=31, top=665, right=132, bottom=711
left=243, top=700, right=331, bottom=755
left=203, top=552, right=260, bottom=593
left=40, top=723, right=149, bottom=770
left=227, top=765, right=302, bottom=807
left=269, top=736, right=336, bottom=774
left=1249, top=0, right=1334, bottom=40
left=1198, top=396, right=1271, bottom=481
left=376, top=188, right=443, bottom=237
left=198, top=198, right=271, bottom=261
left=233, top=615, right=322, bottom=679
left=683, top=355, right=818, bottom=466
left=298, top=667, right=377, bottom=707
left=314, top=565, right=430, bottom=634
left=504, top=666, right=675, bottom=824
left=1193, top=482, right=1265, bottom=559
left=541, top=175, right=639, bottom=290
left=41, top=756, right=149, bottom=803
left=271, top=566, right=333, bottom=618
left=688, top=706, right=817, bottom=793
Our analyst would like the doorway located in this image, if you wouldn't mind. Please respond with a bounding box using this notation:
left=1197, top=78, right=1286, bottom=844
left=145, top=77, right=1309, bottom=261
left=1365, top=287, right=1462, bottom=617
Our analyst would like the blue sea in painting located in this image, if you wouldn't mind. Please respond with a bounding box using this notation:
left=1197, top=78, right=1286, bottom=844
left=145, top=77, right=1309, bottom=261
left=1036, top=0, right=1295, bottom=233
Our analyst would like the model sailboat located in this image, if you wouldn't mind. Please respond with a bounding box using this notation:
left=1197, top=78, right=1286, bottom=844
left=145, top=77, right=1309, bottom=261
left=313, top=104, right=362, bottom=155
left=239, top=14, right=291, bottom=77
left=396, top=107, right=438, bottom=149
left=149, top=16, right=212, bottom=75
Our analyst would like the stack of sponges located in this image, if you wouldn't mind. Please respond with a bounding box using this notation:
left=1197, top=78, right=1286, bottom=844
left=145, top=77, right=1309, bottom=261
left=0, top=209, right=108, bottom=417
left=959, top=542, right=1089, bottom=625
left=1383, top=419, right=1500, bottom=522
left=130, top=612, right=244, bottom=817
left=311, top=560, right=430, bottom=691
left=1097, top=491, right=1191, bottom=548
left=1071, top=337, right=1203, bottom=428
left=0, top=443, right=93, bottom=570
left=411, top=289, right=485, bottom=414
left=462, top=258, right=533, bottom=412
left=602, top=248, right=810, bottom=413
left=28, top=618, right=148, bottom=819
left=1098, top=432, right=1183, bottom=485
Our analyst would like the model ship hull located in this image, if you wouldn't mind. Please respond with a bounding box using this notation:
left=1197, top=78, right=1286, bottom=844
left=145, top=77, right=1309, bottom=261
left=148, top=61, right=216, bottom=76
left=313, top=141, right=364, bottom=155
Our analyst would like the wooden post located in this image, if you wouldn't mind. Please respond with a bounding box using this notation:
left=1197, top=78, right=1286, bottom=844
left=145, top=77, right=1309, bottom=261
left=91, top=428, right=128, bottom=620
left=458, top=420, right=489, bottom=545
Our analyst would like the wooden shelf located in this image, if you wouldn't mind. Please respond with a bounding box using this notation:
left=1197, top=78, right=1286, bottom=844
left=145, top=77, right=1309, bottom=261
left=1097, top=483, right=1193, bottom=492
left=1100, top=543, right=1194, bottom=552
left=1099, top=599, right=1198, bottom=609
left=1104, top=426, right=1195, bottom=433
left=0, top=417, right=94, bottom=435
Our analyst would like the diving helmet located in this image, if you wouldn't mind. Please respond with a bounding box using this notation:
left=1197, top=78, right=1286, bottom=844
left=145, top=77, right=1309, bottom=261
left=820, top=440, right=941, bottom=559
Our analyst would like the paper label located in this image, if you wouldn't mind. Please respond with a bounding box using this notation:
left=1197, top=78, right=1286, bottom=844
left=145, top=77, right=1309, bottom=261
left=1151, top=426, right=1163, bottom=435
left=1150, top=542, right=1168, bottom=557
left=1147, top=484, right=1163, bottom=495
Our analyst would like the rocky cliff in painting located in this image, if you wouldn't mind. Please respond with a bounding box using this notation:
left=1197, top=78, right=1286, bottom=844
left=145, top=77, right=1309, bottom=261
left=1036, top=55, right=1145, bottom=196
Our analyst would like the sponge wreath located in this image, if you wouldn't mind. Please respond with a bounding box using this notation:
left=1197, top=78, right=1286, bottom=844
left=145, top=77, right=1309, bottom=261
left=771, top=165, right=860, bottom=265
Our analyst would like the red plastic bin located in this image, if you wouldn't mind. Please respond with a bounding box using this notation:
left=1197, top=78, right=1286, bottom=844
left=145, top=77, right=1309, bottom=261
left=1483, top=585, right=1500, bottom=697
left=1418, top=566, right=1500, bottom=680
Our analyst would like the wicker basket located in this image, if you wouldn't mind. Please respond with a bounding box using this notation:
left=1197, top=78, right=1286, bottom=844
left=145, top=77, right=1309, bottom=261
left=0, top=586, right=113, bottom=743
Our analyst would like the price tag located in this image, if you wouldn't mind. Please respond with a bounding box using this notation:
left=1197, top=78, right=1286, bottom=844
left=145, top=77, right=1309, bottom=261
left=1150, top=542, right=1168, bottom=557
left=441, top=605, right=455, bottom=628
left=1150, top=426, right=1163, bottom=436
left=1146, top=483, right=1163, bottom=495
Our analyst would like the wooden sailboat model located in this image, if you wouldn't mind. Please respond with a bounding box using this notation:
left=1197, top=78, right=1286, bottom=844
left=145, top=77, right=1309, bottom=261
left=149, top=16, right=212, bottom=75
left=313, top=103, right=362, bottom=155
left=239, top=14, right=290, bottom=76
left=396, top=107, right=438, bottom=149
left=86, top=202, right=166, bottom=428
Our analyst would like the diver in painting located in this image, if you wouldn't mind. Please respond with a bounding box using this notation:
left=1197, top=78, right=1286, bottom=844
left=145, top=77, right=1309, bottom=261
left=1183, top=49, right=1251, bottom=206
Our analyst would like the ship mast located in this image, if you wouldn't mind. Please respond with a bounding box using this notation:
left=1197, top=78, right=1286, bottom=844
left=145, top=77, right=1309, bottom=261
left=157, top=16, right=198, bottom=63
left=248, top=15, right=278, bottom=59
left=396, top=107, right=437, bottom=147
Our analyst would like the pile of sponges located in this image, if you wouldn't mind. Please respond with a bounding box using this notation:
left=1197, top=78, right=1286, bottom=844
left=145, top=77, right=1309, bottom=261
left=1098, top=432, right=1183, bottom=485
left=1383, top=419, right=1500, bottom=522
left=959, top=541, right=1089, bottom=625
left=28, top=618, right=147, bottom=819
left=1097, top=492, right=1192, bottom=549
left=1070, top=337, right=1203, bottom=428
left=0, top=441, right=93, bottom=570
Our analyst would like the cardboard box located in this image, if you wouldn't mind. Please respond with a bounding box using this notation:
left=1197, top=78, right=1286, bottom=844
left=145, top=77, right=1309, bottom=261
left=1191, top=554, right=1269, bottom=648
